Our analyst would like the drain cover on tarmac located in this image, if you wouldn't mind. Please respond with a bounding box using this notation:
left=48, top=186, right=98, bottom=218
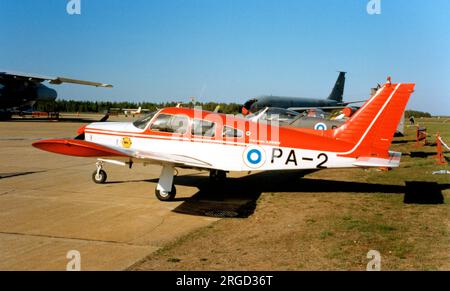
left=204, top=210, right=239, bottom=218
left=174, top=200, right=256, bottom=218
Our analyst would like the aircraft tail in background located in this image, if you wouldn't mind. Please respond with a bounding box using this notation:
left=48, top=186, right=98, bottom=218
left=327, top=71, right=346, bottom=102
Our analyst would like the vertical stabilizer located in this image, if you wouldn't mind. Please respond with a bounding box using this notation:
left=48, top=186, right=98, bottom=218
left=334, top=79, right=415, bottom=158
left=327, top=72, right=346, bottom=102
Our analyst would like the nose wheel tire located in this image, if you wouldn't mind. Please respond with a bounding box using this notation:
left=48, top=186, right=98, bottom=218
left=155, top=186, right=177, bottom=201
left=92, top=170, right=107, bottom=184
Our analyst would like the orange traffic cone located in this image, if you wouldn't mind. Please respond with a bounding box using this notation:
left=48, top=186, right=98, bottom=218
left=436, top=133, right=448, bottom=165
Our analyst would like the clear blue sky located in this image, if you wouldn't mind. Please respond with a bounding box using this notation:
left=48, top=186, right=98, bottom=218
left=1, top=0, right=449, bottom=115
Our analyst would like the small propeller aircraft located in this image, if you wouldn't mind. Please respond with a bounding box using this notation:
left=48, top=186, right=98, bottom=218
left=122, top=107, right=151, bottom=117
left=33, top=78, right=415, bottom=201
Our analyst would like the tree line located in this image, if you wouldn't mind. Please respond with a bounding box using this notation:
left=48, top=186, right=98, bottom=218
left=405, top=110, right=432, bottom=118
left=35, top=100, right=434, bottom=117
left=35, top=100, right=243, bottom=115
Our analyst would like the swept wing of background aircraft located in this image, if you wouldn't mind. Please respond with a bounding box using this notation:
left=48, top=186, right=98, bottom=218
left=0, top=71, right=112, bottom=119
left=33, top=79, right=415, bottom=202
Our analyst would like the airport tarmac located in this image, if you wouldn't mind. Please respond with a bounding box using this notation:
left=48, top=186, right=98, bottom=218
left=0, top=115, right=237, bottom=270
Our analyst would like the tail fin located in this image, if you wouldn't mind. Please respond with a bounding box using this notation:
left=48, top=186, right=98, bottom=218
left=327, top=71, right=346, bottom=102
left=334, top=80, right=415, bottom=158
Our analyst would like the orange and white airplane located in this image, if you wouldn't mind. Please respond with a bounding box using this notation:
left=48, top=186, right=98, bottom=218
left=33, top=79, right=415, bottom=201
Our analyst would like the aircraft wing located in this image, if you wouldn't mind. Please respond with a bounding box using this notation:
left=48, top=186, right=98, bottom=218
left=32, top=139, right=212, bottom=168
left=288, top=102, right=364, bottom=112
left=0, top=71, right=113, bottom=88
left=49, top=77, right=113, bottom=88
left=341, top=100, right=366, bottom=105
left=288, top=106, right=348, bottom=112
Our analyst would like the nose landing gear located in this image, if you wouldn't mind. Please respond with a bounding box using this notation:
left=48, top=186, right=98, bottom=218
left=92, top=161, right=107, bottom=184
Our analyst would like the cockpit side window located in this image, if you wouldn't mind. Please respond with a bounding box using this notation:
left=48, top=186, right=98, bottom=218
left=133, top=111, right=157, bottom=129
left=192, top=119, right=216, bottom=137
left=223, top=126, right=243, bottom=138
left=150, top=114, right=189, bottom=134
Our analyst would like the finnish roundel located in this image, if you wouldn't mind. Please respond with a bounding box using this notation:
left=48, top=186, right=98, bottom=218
left=314, top=122, right=327, bottom=131
left=243, top=146, right=266, bottom=169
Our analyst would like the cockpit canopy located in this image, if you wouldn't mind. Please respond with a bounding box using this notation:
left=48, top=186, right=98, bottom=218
left=133, top=111, right=158, bottom=129
left=132, top=109, right=244, bottom=138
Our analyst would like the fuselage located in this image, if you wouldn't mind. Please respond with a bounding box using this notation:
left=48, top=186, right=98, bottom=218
left=249, top=95, right=341, bottom=112
left=84, top=108, right=359, bottom=172
left=0, top=79, right=57, bottom=110
left=243, top=72, right=347, bottom=113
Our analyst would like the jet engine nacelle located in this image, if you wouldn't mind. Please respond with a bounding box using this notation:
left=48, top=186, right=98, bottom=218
left=35, top=84, right=58, bottom=101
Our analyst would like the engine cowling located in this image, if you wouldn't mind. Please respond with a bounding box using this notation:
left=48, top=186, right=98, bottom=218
left=35, top=84, right=57, bottom=101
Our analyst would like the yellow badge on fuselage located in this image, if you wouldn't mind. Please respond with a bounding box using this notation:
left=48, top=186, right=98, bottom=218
left=121, top=137, right=132, bottom=149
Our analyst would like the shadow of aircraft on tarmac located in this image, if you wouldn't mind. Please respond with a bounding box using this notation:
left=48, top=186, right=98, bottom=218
left=107, top=170, right=449, bottom=218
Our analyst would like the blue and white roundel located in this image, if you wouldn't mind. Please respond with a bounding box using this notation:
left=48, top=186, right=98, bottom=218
left=314, top=122, right=328, bottom=130
left=243, top=146, right=266, bottom=169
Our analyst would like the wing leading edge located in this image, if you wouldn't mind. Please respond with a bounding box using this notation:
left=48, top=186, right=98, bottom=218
left=0, top=71, right=113, bottom=88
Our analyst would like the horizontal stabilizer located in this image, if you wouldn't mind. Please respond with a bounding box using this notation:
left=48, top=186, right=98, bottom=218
left=352, top=151, right=402, bottom=168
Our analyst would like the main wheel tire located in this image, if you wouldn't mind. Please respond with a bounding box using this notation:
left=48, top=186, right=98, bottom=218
left=92, top=170, right=107, bottom=184
left=209, top=170, right=227, bottom=182
left=155, top=185, right=177, bottom=201
left=0, top=112, right=12, bottom=121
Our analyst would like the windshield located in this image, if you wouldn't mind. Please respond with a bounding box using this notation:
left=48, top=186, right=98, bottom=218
left=133, top=111, right=157, bottom=129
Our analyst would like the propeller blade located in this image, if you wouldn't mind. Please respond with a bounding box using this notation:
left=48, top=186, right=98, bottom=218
left=100, top=113, right=110, bottom=122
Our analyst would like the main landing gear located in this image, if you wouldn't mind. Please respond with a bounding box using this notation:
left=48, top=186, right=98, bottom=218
left=155, top=164, right=177, bottom=201
left=209, top=170, right=227, bottom=182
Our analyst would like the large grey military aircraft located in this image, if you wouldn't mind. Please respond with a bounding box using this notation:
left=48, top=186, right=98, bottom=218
left=242, top=72, right=362, bottom=114
left=0, top=71, right=112, bottom=120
